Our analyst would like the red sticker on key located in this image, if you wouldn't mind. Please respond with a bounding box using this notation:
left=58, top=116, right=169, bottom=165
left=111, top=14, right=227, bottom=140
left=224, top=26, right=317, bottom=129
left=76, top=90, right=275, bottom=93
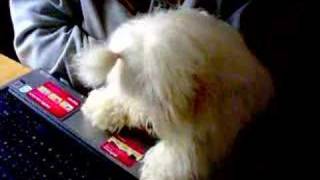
left=43, top=82, right=80, bottom=107
left=27, top=81, right=80, bottom=119
left=27, top=88, right=67, bottom=118
left=101, top=140, right=137, bottom=167
left=101, top=135, right=147, bottom=167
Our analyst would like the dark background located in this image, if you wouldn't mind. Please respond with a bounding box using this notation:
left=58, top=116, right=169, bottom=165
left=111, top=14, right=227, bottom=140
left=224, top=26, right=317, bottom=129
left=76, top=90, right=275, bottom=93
left=0, top=0, right=17, bottom=60
left=0, top=0, right=309, bottom=179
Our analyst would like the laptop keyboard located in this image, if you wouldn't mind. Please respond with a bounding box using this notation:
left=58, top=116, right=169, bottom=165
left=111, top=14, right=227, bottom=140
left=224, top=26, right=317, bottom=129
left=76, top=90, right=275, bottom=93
left=0, top=88, right=134, bottom=180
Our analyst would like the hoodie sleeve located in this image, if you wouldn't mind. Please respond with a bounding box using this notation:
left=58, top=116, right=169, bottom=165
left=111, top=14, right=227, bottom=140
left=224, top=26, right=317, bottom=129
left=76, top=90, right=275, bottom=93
left=9, top=0, right=95, bottom=77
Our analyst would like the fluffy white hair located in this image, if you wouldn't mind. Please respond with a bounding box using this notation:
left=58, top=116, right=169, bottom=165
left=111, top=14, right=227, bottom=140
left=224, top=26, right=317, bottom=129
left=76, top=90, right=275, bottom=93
left=74, top=9, right=273, bottom=180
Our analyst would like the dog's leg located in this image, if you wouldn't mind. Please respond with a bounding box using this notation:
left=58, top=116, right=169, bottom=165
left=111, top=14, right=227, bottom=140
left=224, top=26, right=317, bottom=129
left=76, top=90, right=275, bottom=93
left=140, top=136, right=210, bottom=180
left=81, top=87, right=128, bottom=132
left=81, top=87, right=149, bottom=132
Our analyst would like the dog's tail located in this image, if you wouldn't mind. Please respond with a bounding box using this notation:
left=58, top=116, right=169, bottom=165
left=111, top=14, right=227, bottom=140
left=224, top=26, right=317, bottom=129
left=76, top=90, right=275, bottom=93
left=73, top=45, right=119, bottom=88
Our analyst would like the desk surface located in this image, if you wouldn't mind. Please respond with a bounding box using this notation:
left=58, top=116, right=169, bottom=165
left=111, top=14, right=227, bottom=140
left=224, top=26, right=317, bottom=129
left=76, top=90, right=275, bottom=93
left=0, top=54, right=30, bottom=86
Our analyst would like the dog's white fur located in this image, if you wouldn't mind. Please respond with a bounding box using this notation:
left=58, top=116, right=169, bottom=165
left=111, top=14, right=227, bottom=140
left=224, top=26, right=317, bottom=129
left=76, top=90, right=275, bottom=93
left=74, top=9, right=273, bottom=180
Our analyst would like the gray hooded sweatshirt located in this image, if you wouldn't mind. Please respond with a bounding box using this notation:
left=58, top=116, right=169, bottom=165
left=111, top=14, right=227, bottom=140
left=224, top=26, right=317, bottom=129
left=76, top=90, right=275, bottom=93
left=9, top=0, right=248, bottom=88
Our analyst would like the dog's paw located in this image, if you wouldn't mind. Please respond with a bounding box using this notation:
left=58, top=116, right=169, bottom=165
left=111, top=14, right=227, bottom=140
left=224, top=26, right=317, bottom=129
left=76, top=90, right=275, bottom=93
left=140, top=141, right=195, bottom=180
left=81, top=89, right=127, bottom=132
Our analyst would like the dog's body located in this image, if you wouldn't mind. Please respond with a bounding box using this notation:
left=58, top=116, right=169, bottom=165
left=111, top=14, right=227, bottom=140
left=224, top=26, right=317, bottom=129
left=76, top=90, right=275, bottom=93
left=74, top=9, right=273, bottom=180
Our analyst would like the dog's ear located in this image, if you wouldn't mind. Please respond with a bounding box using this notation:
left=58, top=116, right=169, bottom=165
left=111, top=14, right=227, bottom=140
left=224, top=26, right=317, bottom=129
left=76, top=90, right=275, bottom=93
left=147, top=72, right=198, bottom=125
left=72, top=45, right=120, bottom=88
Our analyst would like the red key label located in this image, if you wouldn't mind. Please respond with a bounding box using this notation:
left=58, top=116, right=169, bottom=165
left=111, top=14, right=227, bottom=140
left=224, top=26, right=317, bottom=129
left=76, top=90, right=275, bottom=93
left=27, top=81, right=80, bottom=119
left=101, top=134, right=146, bottom=167
left=43, top=82, right=80, bottom=107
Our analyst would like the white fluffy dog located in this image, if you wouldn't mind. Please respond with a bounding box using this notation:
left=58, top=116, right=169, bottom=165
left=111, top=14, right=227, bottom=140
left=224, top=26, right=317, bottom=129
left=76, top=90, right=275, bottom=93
left=74, top=9, right=273, bottom=180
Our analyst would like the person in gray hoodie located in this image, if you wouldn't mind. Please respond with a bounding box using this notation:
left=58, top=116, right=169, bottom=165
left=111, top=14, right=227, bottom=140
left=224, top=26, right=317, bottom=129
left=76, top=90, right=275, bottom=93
left=10, top=0, right=249, bottom=90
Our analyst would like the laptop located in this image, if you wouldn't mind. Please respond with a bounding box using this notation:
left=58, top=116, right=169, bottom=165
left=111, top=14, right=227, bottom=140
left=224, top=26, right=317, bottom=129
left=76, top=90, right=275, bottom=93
left=0, top=70, right=155, bottom=179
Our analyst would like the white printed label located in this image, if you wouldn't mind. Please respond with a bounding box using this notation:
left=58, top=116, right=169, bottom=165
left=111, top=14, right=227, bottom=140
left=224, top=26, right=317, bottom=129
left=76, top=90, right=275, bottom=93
left=19, top=85, right=33, bottom=93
